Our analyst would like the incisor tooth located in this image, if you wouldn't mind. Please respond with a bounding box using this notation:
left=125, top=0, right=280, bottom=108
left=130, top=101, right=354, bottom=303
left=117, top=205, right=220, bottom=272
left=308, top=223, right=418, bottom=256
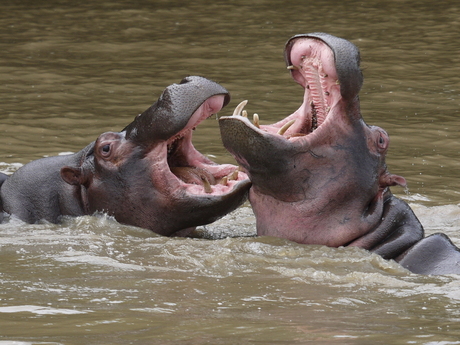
left=242, top=110, right=248, bottom=118
left=201, top=177, right=212, bottom=193
left=232, top=100, right=248, bottom=116
left=287, top=65, right=299, bottom=70
left=219, top=176, right=228, bottom=186
left=253, top=113, right=260, bottom=128
left=277, top=119, right=296, bottom=136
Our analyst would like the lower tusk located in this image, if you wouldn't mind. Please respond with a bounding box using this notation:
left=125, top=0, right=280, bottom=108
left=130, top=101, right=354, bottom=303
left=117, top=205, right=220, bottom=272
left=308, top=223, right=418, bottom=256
left=232, top=100, right=248, bottom=116
left=253, top=113, right=260, bottom=128
left=287, top=65, right=299, bottom=70
left=202, top=177, right=212, bottom=193
left=277, top=119, right=296, bottom=136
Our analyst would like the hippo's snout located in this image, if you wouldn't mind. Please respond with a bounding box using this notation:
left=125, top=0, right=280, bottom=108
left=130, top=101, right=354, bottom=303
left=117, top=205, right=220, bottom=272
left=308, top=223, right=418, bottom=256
left=285, top=32, right=363, bottom=101
left=124, top=76, right=231, bottom=143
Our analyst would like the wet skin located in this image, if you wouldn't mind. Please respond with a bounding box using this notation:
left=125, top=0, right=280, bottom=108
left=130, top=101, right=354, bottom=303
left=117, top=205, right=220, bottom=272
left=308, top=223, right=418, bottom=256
left=0, top=76, right=250, bottom=236
left=219, top=33, right=460, bottom=275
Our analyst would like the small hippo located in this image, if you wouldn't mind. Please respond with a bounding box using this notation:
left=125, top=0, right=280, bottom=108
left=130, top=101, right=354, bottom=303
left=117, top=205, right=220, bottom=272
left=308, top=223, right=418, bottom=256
left=219, top=33, right=460, bottom=275
left=0, top=76, right=250, bottom=236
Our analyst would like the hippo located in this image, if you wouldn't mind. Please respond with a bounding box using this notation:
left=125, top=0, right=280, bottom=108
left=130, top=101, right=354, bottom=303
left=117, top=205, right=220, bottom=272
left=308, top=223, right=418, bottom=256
left=219, top=33, right=460, bottom=275
left=0, top=76, right=250, bottom=236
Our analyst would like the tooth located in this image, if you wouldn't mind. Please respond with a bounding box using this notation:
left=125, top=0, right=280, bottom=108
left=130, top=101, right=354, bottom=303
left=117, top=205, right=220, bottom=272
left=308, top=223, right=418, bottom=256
left=277, top=119, right=296, bottom=136
left=228, top=170, right=239, bottom=181
left=238, top=166, right=244, bottom=172
left=219, top=176, right=228, bottom=186
left=253, top=113, right=260, bottom=128
left=242, top=110, right=248, bottom=118
left=232, top=100, right=248, bottom=116
left=202, top=177, right=212, bottom=193
left=287, top=65, right=299, bottom=70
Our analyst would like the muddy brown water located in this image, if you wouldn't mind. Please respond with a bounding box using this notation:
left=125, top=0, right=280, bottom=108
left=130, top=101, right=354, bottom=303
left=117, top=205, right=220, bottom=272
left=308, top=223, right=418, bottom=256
left=1, top=1, right=460, bottom=344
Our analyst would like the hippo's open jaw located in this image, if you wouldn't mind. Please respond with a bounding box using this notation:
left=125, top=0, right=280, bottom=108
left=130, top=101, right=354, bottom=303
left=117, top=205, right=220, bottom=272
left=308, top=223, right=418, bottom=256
left=220, top=40, right=340, bottom=148
left=219, top=33, right=363, bottom=153
left=120, top=76, right=250, bottom=200
left=161, top=94, right=250, bottom=196
left=278, top=36, right=343, bottom=139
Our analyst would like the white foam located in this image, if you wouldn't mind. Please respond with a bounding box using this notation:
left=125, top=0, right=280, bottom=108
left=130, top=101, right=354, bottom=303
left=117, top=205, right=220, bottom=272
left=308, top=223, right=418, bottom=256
left=0, top=305, right=88, bottom=315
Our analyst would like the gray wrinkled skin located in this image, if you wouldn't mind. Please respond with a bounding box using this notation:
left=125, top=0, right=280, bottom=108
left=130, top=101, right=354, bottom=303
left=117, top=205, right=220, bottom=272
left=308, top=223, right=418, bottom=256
left=220, top=33, right=460, bottom=275
left=1, top=76, right=250, bottom=236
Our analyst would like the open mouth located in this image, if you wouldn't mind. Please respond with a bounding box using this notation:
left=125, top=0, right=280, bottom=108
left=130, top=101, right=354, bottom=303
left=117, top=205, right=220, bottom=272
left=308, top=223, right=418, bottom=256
left=162, top=95, right=249, bottom=196
left=222, top=37, right=343, bottom=142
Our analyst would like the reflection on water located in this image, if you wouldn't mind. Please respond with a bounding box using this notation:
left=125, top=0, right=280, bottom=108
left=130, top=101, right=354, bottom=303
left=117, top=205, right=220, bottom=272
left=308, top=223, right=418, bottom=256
left=1, top=0, right=460, bottom=343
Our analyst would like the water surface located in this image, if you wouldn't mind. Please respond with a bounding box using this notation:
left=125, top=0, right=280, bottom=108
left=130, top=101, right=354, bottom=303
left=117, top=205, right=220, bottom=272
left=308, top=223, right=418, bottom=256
left=1, top=0, right=460, bottom=343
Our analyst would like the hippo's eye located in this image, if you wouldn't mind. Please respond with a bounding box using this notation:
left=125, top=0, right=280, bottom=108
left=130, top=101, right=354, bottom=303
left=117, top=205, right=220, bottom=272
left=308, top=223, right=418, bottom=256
left=377, top=134, right=387, bottom=150
left=101, top=144, right=111, bottom=156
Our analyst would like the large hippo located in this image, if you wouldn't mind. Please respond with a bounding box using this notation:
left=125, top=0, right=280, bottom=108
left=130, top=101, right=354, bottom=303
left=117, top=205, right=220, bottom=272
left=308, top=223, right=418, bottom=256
left=219, top=33, right=460, bottom=275
left=0, top=76, right=250, bottom=236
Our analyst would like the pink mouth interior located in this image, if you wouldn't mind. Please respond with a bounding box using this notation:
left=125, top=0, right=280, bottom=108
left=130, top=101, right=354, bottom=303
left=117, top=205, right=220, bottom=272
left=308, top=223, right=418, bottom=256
left=163, top=95, right=248, bottom=196
left=259, top=38, right=342, bottom=140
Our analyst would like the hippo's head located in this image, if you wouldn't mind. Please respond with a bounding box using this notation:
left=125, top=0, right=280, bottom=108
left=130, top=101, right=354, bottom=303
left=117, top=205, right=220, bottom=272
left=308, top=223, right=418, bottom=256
left=61, top=76, right=250, bottom=236
left=219, top=33, right=405, bottom=246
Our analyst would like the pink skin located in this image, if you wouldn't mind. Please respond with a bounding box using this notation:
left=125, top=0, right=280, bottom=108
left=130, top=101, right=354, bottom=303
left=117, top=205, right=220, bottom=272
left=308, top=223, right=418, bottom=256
left=258, top=40, right=341, bottom=137
left=221, top=37, right=406, bottom=247
left=148, top=95, right=249, bottom=197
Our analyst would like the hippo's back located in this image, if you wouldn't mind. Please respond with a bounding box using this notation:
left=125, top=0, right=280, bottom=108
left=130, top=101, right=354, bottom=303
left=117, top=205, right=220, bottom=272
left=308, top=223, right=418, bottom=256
left=0, top=152, right=86, bottom=224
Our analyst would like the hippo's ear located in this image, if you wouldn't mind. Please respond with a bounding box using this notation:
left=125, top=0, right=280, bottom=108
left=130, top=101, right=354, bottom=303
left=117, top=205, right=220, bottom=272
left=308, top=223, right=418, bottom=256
left=389, top=174, right=407, bottom=188
left=381, top=173, right=407, bottom=188
left=60, top=166, right=87, bottom=186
